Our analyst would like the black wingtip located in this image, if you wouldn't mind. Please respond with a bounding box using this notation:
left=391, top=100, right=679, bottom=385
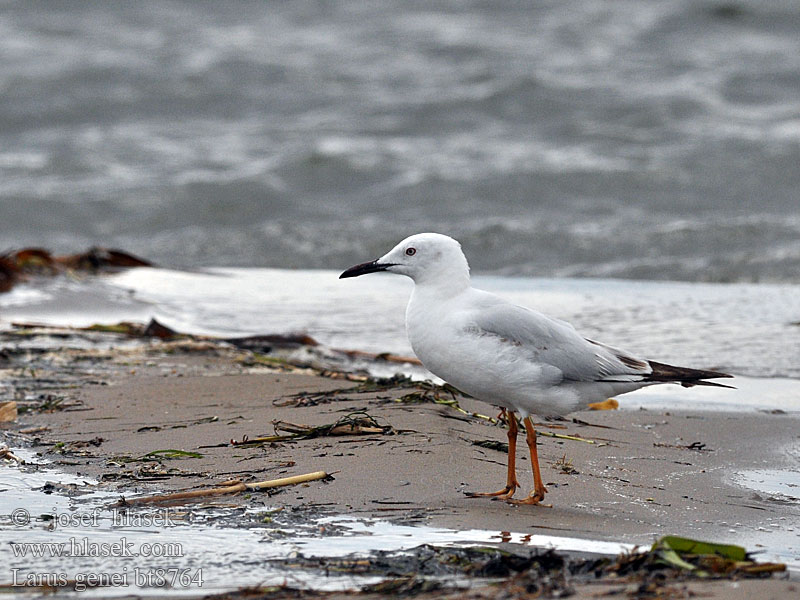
left=646, top=360, right=734, bottom=387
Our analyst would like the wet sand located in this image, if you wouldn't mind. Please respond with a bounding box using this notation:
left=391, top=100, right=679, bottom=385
left=18, top=349, right=800, bottom=545
left=6, top=340, right=800, bottom=597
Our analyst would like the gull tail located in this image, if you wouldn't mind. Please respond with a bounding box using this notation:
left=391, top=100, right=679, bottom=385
left=645, top=361, right=736, bottom=389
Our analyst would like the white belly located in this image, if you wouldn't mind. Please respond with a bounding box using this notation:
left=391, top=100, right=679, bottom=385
left=407, top=313, right=577, bottom=416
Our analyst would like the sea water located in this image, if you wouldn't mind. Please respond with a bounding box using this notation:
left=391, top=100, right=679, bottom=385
left=0, top=1, right=799, bottom=282
left=1, top=267, right=798, bottom=412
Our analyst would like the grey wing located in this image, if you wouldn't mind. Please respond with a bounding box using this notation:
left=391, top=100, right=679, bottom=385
left=472, top=303, right=653, bottom=383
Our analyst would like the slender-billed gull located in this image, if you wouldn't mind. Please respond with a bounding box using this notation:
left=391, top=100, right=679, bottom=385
left=340, top=233, right=733, bottom=505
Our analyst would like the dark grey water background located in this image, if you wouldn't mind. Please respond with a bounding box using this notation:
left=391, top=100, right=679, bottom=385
left=1, top=0, right=799, bottom=281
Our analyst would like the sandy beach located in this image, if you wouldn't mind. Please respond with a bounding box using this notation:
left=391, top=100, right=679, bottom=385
left=29, top=354, right=800, bottom=541
left=3, top=330, right=797, bottom=597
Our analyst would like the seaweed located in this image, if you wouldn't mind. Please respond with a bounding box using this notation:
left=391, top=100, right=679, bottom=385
left=0, top=246, right=152, bottom=294
left=231, top=412, right=394, bottom=447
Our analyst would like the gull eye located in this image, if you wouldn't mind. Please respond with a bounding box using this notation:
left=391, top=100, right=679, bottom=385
left=405, top=247, right=416, bottom=256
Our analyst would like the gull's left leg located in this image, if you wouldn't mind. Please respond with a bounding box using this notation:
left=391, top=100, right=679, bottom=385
left=466, top=408, right=520, bottom=500
left=508, top=417, right=550, bottom=506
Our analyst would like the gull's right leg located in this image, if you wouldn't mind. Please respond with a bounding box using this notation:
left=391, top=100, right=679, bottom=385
left=466, top=408, right=520, bottom=501
left=507, top=417, right=550, bottom=506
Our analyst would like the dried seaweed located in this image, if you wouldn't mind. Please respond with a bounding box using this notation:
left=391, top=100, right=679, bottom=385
left=653, top=441, right=713, bottom=452
left=141, top=449, right=204, bottom=460
left=231, top=412, right=393, bottom=447
left=273, top=375, right=417, bottom=407
left=0, top=246, right=152, bottom=293
left=471, top=439, right=509, bottom=453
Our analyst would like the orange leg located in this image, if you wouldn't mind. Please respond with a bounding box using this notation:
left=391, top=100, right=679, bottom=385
left=508, top=417, right=550, bottom=506
left=466, top=409, right=520, bottom=501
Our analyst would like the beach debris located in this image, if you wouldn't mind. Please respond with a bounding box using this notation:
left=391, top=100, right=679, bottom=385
left=281, top=545, right=573, bottom=596
left=610, top=535, right=786, bottom=579
left=232, top=332, right=420, bottom=366
left=1, top=319, right=418, bottom=386
left=0, top=445, right=24, bottom=464
left=52, top=437, right=105, bottom=456
left=241, top=354, right=300, bottom=371
left=570, top=417, right=618, bottom=429
left=116, top=471, right=329, bottom=507
left=231, top=412, right=393, bottom=447
left=0, top=246, right=152, bottom=293
left=293, top=544, right=570, bottom=577
left=55, top=247, right=152, bottom=271
left=0, top=401, right=18, bottom=422
left=274, top=374, right=418, bottom=407
left=472, top=439, right=509, bottom=453
left=395, top=381, right=464, bottom=406
left=140, top=449, right=204, bottom=460
left=273, top=413, right=391, bottom=437
left=654, top=441, right=713, bottom=452
left=5, top=319, right=417, bottom=384
left=266, top=536, right=785, bottom=598
left=105, top=449, right=203, bottom=465
left=19, top=426, right=49, bottom=435
left=361, top=575, right=442, bottom=595
left=337, top=349, right=422, bottom=366
left=83, top=318, right=179, bottom=339
left=6, top=246, right=152, bottom=272
left=553, top=454, right=579, bottom=475
left=396, top=382, right=519, bottom=427
left=537, top=430, right=600, bottom=445
left=100, top=462, right=194, bottom=483
left=274, top=376, right=470, bottom=409
left=0, top=256, right=19, bottom=292
left=7, top=319, right=182, bottom=340
left=38, top=395, right=68, bottom=412
left=226, top=333, right=319, bottom=351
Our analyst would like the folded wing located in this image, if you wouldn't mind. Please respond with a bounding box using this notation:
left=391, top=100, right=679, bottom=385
left=471, top=302, right=733, bottom=388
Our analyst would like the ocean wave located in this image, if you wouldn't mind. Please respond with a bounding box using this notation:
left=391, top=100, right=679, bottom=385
left=1, top=1, right=799, bottom=283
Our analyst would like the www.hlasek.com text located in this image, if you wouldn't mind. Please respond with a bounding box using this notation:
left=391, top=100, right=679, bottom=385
left=11, top=537, right=183, bottom=559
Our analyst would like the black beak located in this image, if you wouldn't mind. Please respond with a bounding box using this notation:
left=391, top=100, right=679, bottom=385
left=339, top=259, right=396, bottom=279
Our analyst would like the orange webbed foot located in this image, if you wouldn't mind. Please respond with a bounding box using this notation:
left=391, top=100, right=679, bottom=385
left=506, top=490, right=551, bottom=507
left=465, top=482, right=519, bottom=501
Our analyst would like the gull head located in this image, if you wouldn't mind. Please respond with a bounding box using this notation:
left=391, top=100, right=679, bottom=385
left=339, top=233, right=471, bottom=288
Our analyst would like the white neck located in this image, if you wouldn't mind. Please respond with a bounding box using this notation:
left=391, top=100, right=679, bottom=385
left=411, top=267, right=470, bottom=297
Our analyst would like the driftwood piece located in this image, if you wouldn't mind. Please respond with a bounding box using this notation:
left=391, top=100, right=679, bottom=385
left=116, top=471, right=329, bottom=507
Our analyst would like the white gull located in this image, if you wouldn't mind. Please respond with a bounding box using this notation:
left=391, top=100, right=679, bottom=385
left=340, top=233, right=733, bottom=505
